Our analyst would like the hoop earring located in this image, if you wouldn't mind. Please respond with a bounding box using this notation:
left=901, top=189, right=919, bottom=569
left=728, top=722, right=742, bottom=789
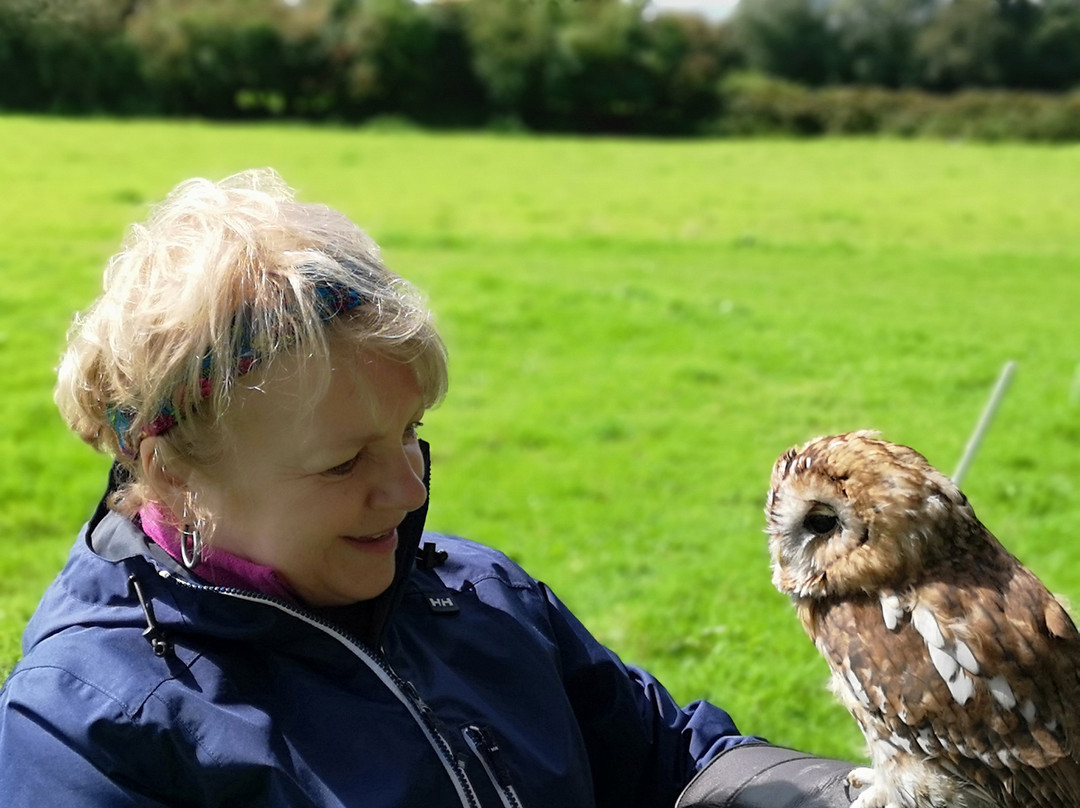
left=180, top=494, right=204, bottom=571
left=180, top=523, right=203, bottom=570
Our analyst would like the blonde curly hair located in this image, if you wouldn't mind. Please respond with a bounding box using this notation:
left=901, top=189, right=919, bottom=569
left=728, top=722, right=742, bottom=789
left=55, top=168, right=447, bottom=515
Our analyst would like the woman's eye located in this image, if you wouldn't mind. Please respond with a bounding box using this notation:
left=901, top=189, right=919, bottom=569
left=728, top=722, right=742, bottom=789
left=804, top=511, right=839, bottom=535
left=323, top=422, right=422, bottom=476
left=324, top=453, right=361, bottom=477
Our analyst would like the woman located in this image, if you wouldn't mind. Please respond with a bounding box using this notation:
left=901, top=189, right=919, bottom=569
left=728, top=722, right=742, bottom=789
left=0, top=169, right=855, bottom=807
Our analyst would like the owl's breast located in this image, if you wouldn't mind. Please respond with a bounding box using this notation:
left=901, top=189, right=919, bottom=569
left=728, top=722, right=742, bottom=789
left=803, top=595, right=942, bottom=727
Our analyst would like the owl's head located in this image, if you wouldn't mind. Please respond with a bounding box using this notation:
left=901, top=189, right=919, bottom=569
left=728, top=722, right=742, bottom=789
left=766, top=430, right=971, bottom=600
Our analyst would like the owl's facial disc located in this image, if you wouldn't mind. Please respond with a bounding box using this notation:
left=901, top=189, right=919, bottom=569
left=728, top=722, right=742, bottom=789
left=769, top=496, right=872, bottom=598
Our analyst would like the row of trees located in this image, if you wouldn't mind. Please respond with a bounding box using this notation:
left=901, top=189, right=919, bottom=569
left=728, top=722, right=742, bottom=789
left=2, top=0, right=734, bottom=132
left=3, top=0, right=1080, bottom=135
left=739, top=0, right=1080, bottom=91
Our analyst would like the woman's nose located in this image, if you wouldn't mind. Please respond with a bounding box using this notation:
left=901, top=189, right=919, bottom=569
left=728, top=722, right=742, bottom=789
left=371, top=443, right=428, bottom=513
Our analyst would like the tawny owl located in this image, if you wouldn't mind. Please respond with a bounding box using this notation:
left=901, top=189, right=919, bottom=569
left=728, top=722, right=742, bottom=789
left=766, top=430, right=1080, bottom=808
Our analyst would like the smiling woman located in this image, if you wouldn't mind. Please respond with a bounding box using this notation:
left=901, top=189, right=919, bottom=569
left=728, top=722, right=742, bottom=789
left=152, top=347, right=431, bottom=606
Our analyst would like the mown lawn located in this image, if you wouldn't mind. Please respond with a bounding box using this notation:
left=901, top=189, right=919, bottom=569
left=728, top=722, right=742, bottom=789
left=1, top=116, right=1078, bottom=760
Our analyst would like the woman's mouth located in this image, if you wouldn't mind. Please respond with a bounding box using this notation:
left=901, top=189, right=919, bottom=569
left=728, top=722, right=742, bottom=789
left=342, top=528, right=398, bottom=554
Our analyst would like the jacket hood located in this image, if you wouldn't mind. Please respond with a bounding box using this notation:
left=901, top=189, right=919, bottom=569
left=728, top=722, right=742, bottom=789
left=21, top=440, right=434, bottom=660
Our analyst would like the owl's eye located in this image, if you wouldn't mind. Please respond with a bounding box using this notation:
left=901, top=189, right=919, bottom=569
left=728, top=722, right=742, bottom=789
left=804, top=510, right=840, bottom=536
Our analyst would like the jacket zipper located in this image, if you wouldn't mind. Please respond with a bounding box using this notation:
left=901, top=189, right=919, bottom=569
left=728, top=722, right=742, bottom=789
left=462, top=724, right=524, bottom=808
left=159, top=572, right=483, bottom=808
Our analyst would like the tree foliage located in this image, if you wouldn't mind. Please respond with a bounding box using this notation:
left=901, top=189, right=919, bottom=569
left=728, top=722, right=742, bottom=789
left=732, top=0, right=838, bottom=86
left=2, top=0, right=1080, bottom=135
left=735, top=0, right=1080, bottom=91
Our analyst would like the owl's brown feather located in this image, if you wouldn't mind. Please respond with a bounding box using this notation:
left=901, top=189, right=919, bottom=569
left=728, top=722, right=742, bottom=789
left=767, top=431, right=1080, bottom=808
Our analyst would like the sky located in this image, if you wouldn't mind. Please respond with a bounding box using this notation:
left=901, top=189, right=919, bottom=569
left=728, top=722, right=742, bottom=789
left=644, top=0, right=739, bottom=20
left=405, top=0, right=742, bottom=22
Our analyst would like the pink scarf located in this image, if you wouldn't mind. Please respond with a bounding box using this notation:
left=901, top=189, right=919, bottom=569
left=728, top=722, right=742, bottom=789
left=139, top=502, right=298, bottom=603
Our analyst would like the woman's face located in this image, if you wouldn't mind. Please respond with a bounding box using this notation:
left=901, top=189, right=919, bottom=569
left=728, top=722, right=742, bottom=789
left=192, top=347, right=428, bottom=607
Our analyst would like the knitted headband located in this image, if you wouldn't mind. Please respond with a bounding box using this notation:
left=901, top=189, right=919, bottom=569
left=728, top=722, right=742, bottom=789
left=106, top=281, right=364, bottom=459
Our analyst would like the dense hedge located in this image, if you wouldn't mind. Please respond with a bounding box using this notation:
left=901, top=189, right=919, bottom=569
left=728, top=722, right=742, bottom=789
left=717, top=73, right=1080, bottom=141
left=3, top=0, right=1080, bottom=140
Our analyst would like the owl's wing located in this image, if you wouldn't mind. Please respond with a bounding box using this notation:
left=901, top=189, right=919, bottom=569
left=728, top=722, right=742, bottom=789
left=811, top=561, right=1080, bottom=807
left=916, top=562, right=1080, bottom=804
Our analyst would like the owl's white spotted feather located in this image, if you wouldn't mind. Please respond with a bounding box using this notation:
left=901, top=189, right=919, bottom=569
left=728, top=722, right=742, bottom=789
left=766, top=431, right=1080, bottom=808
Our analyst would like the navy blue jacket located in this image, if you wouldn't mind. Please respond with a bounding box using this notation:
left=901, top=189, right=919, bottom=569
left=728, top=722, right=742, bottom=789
left=0, top=464, right=752, bottom=806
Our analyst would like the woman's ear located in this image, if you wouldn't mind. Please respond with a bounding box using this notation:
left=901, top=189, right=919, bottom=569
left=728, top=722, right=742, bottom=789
left=139, top=436, right=193, bottom=518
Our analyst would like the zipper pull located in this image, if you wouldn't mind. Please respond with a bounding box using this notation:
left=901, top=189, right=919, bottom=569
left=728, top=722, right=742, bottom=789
left=128, top=574, right=174, bottom=658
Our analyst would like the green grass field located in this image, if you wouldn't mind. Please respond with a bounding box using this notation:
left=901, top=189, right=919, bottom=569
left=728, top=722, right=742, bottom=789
left=2, top=115, right=1078, bottom=760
